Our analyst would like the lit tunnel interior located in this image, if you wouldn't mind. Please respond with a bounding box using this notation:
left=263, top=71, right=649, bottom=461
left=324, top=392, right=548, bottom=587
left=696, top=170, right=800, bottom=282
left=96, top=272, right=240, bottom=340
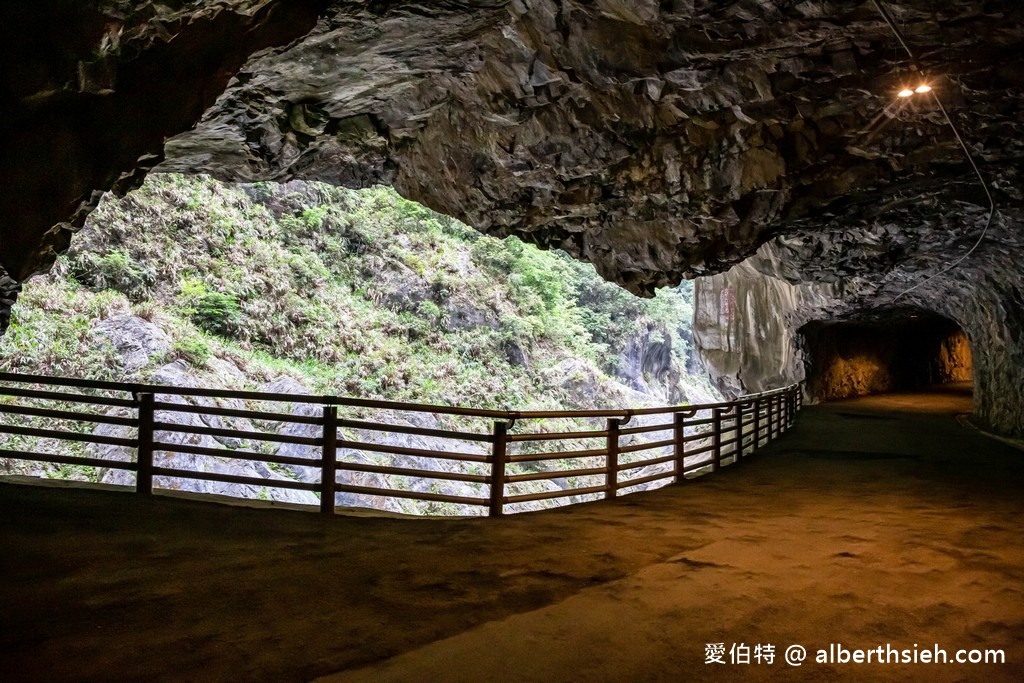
left=798, top=310, right=973, bottom=402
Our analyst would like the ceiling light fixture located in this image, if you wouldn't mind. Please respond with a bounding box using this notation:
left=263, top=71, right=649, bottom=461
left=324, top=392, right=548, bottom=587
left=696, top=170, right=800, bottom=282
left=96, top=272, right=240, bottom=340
left=870, top=0, right=996, bottom=303
left=897, top=84, right=932, bottom=98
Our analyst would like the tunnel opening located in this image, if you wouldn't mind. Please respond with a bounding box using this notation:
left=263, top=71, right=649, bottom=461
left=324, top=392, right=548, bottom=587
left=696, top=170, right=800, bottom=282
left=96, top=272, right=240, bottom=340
left=799, top=310, right=972, bottom=402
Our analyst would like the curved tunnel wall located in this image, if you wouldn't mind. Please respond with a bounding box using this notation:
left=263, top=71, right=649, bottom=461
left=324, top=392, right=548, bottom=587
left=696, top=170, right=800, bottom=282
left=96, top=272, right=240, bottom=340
left=799, top=316, right=972, bottom=402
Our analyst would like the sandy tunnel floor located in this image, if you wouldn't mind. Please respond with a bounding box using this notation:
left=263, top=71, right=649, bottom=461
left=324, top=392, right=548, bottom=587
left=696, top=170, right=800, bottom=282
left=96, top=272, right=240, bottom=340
left=2, top=384, right=1023, bottom=682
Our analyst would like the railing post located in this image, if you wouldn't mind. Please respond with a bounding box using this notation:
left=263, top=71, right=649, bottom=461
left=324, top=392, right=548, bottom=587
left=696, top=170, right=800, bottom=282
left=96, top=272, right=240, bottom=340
left=776, top=394, right=782, bottom=434
left=136, top=392, right=155, bottom=495
left=735, top=403, right=744, bottom=459
left=752, top=398, right=761, bottom=452
left=712, top=407, right=723, bottom=472
left=673, top=411, right=686, bottom=483
left=777, top=394, right=783, bottom=434
left=776, top=395, right=783, bottom=437
left=605, top=418, right=620, bottom=498
left=320, top=405, right=338, bottom=515
left=489, top=421, right=509, bottom=517
left=774, top=395, right=782, bottom=438
left=767, top=395, right=775, bottom=442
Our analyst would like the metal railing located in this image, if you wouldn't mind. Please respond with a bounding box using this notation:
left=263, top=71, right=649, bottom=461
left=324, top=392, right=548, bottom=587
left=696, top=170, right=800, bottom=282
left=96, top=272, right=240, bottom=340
left=0, top=371, right=803, bottom=516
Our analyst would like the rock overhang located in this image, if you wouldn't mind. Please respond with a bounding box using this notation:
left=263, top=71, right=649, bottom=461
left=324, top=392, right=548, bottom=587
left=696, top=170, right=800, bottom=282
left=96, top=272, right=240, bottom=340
left=161, top=0, right=1023, bottom=297
left=3, top=1, right=1021, bottom=292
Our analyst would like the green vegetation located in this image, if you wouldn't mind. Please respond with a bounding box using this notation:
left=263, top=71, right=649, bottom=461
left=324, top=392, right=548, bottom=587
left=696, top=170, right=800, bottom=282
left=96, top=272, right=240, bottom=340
left=1, top=174, right=705, bottom=412
left=0, top=277, right=125, bottom=380
left=0, top=175, right=714, bottom=491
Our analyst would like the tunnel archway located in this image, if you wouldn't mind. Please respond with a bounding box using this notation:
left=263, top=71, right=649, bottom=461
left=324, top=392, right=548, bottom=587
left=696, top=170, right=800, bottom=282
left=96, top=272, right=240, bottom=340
left=799, top=310, right=972, bottom=402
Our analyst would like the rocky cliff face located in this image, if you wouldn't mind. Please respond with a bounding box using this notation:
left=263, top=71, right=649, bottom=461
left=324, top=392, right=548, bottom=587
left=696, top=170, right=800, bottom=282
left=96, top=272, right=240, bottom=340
left=0, top=0, right=331, bottom=289
left=2, top=1, right=1024, bottom=431
left=693, top=243, right=838, bottom=396
left=157, top=0, right=1024, bottom=299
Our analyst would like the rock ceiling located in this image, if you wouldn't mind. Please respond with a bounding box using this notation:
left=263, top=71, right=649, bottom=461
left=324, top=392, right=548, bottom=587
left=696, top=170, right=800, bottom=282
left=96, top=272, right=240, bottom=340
left=161, top=0, right=1024, bottom=298
left=2, top=0, right=1019, bottom=286
left=1, top=0, right=1023, bottom=421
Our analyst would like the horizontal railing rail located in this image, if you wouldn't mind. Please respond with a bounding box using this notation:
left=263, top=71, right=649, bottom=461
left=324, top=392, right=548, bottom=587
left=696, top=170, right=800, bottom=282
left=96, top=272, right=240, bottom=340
left=0, top=371, right=804, bottom=517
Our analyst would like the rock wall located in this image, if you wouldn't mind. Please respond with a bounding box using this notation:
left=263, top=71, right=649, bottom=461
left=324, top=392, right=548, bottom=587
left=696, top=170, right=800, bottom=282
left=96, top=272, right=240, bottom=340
left=614, top=322, right=694, bottom=404
left=0, top=268, right=20, bottom=335
left=935, top=329, right=973, bottom=385
left=692, top=241, right=842, bottom=396
left=0, top=0, right=331, bottom=297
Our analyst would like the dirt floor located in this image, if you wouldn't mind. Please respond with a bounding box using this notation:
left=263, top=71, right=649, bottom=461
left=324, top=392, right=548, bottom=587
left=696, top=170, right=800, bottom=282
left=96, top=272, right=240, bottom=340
left=2, top=384, right=1023, bottom=682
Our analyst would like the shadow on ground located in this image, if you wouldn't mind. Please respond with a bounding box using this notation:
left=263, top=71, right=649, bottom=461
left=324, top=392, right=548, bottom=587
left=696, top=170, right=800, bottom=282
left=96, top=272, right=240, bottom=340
left=2, top=385, right=1022, bottom=682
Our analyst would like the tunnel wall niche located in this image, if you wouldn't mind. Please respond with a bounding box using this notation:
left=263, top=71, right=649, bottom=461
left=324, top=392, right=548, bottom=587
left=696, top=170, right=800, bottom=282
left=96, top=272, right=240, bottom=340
left=800, top=315, right=972, bottom=402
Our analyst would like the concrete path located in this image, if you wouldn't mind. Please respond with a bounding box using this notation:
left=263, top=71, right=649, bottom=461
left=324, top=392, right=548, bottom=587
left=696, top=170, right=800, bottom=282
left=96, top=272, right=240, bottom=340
left=2, top=386, right=1023, bottom=682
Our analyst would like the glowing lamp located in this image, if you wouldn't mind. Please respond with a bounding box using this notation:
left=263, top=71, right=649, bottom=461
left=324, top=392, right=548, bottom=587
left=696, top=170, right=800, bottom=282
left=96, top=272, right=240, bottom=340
left=915, top=84, right=932, bottom=94
left=898, top=88, right=914, bottom=98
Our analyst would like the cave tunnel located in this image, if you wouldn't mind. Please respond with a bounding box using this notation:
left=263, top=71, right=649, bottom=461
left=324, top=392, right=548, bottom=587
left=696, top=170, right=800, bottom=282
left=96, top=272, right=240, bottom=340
left=799, top=310, right=973, bottom=403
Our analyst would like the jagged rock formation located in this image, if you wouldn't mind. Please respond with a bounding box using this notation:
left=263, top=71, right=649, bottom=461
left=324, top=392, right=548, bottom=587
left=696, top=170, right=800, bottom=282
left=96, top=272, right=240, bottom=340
left=93, top=314, right=171, bottom=372
left=5, top=1, right=1021, bottom=289
left=2, top=1, right=1023, bottom=431
left=693, top=245, right=827, bottom=397
left=157, top=0, right=1024, bottom=298
left=617, top=322, right=686, bottom=401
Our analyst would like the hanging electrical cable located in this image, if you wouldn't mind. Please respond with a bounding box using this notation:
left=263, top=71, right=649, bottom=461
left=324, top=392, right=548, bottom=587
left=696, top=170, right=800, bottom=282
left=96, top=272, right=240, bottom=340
left=869, top=0, right=997, bottom=303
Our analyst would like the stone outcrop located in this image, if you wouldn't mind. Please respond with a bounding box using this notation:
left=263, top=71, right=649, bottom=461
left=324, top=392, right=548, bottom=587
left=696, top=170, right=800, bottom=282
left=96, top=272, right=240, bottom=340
left=693, top=243, right=839, bottom=396
left=615, top=322, right=693, bottom=403
left=92, top=314, right=171, bottom=372
left=0, top=269, right=19, bottom=335
left=2, top=1, right=1024, bottom=431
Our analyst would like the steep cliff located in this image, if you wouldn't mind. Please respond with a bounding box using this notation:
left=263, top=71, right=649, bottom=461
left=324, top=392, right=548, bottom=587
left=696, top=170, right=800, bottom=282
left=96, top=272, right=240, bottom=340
left=693, top=242, right=839, bottom=396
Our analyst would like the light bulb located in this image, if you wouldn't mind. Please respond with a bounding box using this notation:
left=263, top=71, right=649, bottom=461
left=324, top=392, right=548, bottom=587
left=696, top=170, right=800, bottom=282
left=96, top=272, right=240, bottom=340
left=898, top=89, right=914, bottom=98
left=915, top=84, right=932, bottom=94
